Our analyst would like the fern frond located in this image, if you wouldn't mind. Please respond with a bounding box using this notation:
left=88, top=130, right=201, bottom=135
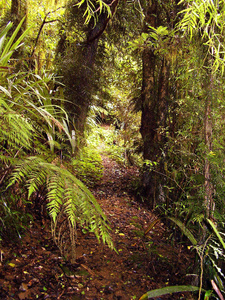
left=27, top=167, right=48, bottom=198
left=47, top=174, right=65, bottom=222
left=1, top=110, right=34, bottom=150
left=9, top=155, right=113, bottom=261
left=0, top=154, right=16, bottom=165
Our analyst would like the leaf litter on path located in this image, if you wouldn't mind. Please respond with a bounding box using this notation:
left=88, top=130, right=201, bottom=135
left=0, top=155, right=195, bottom=299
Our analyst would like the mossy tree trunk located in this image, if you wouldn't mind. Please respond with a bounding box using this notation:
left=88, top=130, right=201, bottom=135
left=203, top=73, right=214, bottom=219
left=11, top=0, right=27, bottom=29
left=9, top=0, right=27, bottom=64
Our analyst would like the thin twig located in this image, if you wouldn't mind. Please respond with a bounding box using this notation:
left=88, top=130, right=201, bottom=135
left=151, top=169, right=185, bottom=193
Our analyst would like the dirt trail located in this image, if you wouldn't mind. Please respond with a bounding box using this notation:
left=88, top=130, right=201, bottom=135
left=0, top=155, right=194, bottom=300
left=78, top=155, right=194, bottom=300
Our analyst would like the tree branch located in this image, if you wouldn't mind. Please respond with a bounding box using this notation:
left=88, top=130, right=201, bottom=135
left=86, top=0, right=120, bottom=44
left=31, top=7, right=65, bottom=57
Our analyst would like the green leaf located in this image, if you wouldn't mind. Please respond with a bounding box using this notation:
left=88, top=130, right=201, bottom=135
left=168, top=217, right=197, bottom=246
left=141, top=33, right=149, bottom=40
left=139, top=285, right=200, bottom=300
left=0, top=17, right=31, bottom=66
left=207, top=219, right=225, bottom=251
left=204, top=289, right=213, bottom=299
left=8, top=263, right=16, bottom=267
left=0, top=85, right=12, bottom=97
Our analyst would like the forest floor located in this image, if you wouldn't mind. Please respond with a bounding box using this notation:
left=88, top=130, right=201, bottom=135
left=0, top=150, right=196, bottom=299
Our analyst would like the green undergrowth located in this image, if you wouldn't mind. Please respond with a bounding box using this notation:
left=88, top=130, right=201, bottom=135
left=0, top=193, right=33, bottom=242
left=72, top=146, right=104, bottom=187
left=87, top=125, right=142, bottom=166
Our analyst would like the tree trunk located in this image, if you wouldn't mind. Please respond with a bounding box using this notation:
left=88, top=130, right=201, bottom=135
left=57, top=0, right=119, bottom=137
left=11, top=0, right=27, bottom=29
left=9, top=0, right=27, bottom=66
left=204, top=80, right=214, bottom=218
left=140, top=1, right=171, bottom=208
left=11, top=0, right=19, bottom=16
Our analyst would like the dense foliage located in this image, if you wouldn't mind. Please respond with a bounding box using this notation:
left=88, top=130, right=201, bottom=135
left=1, top=0, right=225, bottom=299
left=0, top=20, right=113, bottom=261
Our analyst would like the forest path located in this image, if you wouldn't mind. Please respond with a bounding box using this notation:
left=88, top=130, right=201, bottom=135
left=0, top=153, right=194, bottom=300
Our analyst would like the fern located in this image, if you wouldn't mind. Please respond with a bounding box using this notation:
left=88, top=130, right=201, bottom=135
left=0, top=108, right=34, bottom=150
left=8, top=156, right=113, bottom=259
left=0, top=19, right=113, bottom=261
